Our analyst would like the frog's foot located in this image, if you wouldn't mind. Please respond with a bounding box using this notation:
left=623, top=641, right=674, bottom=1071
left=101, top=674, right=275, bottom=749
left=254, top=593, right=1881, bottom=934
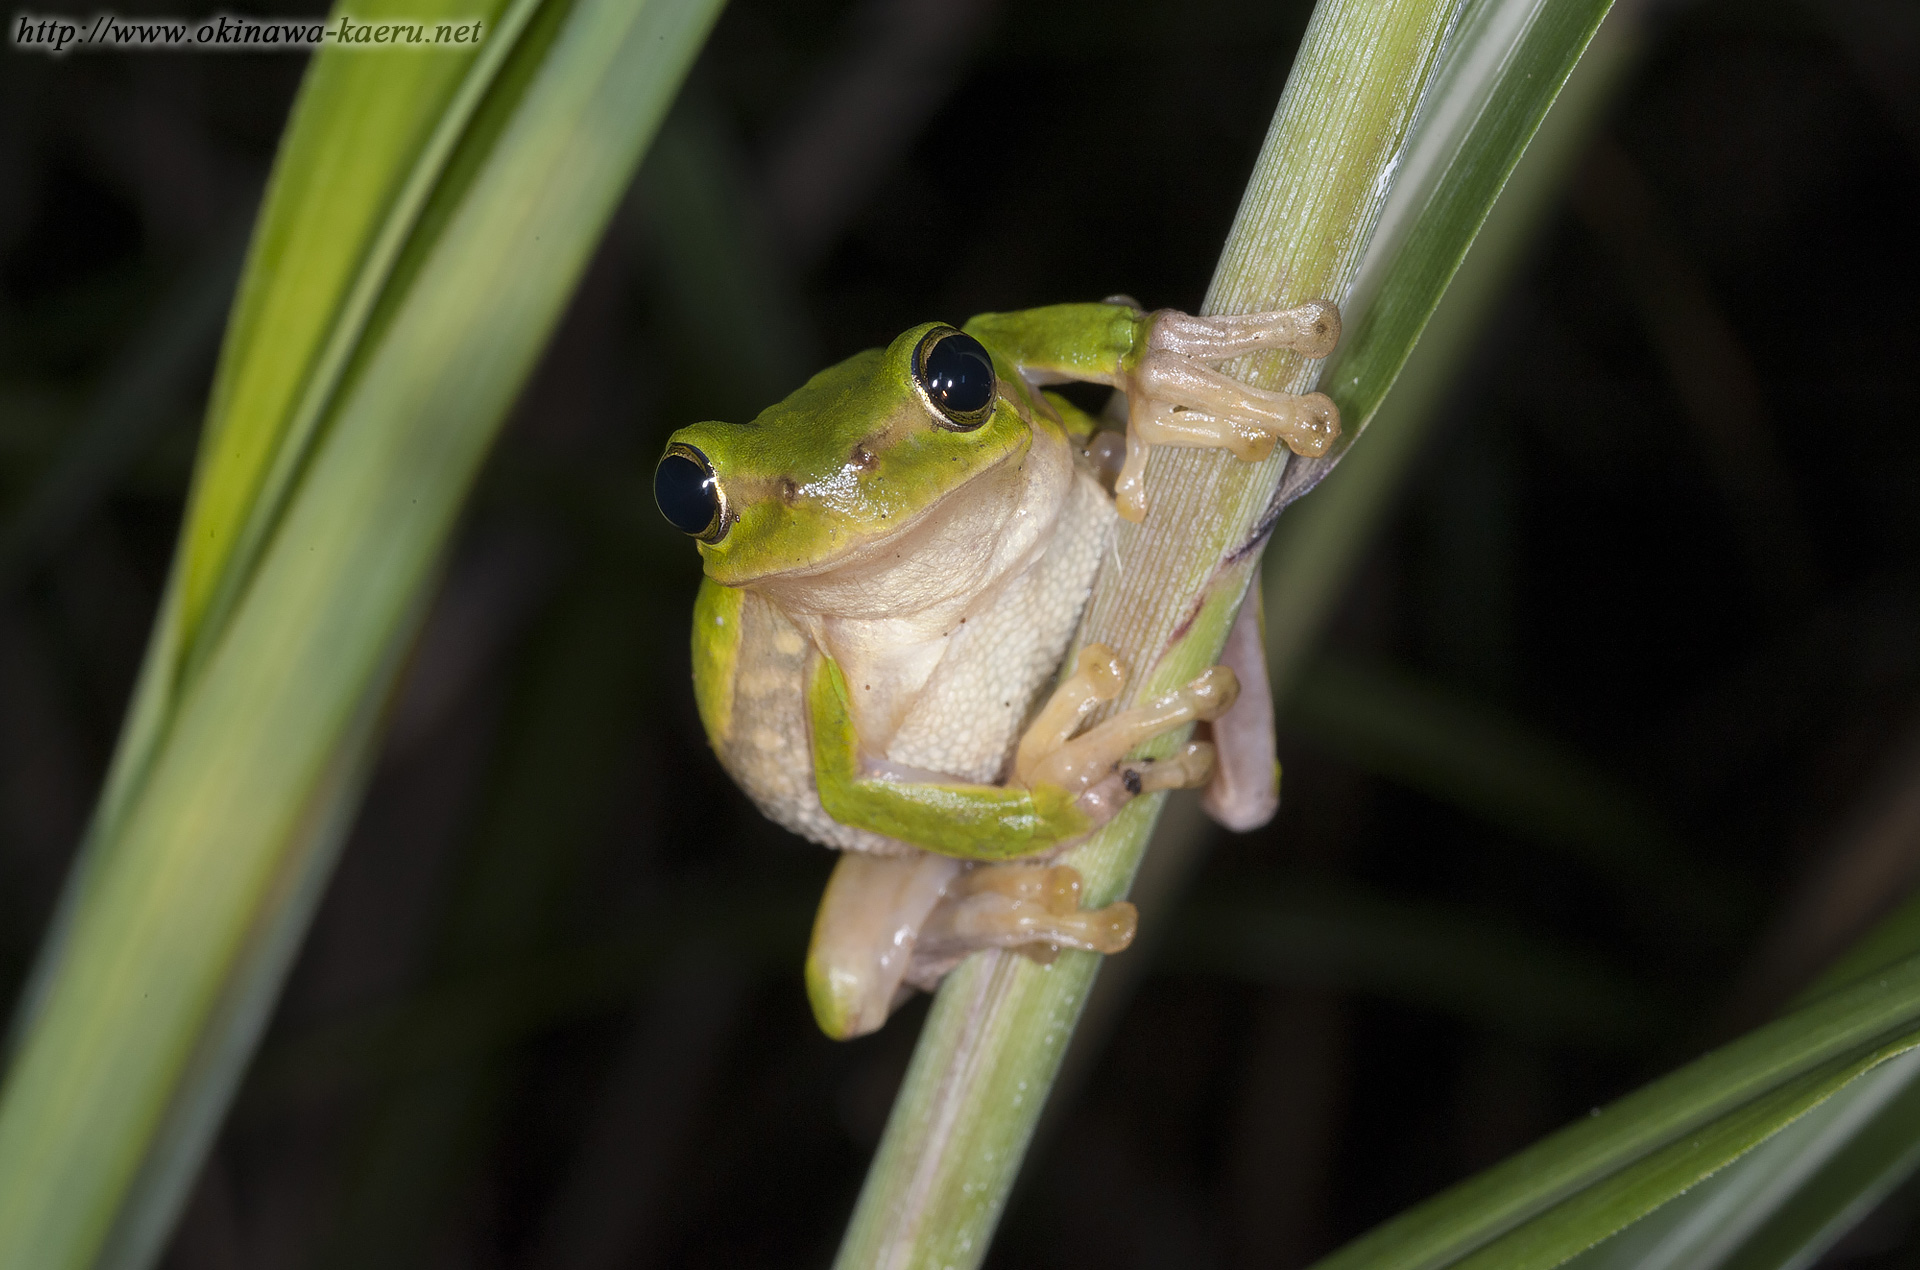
left=805, top=852, right=1135, bottom=1038
left=1013, top=642, right=1238, bottom=820
left=1113, top=302, right=1343, bottom=521
left=908, top=862, right=1137, bottom=989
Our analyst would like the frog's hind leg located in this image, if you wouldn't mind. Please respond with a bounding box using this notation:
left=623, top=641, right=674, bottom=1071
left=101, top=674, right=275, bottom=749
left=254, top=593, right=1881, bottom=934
left=804, top=851, right=1136, bottom=1038
left=806, top=850, right=966, bottom=1039
left=806, top=645, right=1247, bottom=1038
left=908, top=863, right=1138, bottom=989
left=1199, top=587, right=1281, bottom=832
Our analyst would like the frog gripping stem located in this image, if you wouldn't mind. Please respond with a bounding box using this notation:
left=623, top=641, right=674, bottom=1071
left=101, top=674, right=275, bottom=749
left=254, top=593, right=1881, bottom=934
left=1114, top=301, right=1343, bottom=521
left=1014, top=642, right=1238, bottom=820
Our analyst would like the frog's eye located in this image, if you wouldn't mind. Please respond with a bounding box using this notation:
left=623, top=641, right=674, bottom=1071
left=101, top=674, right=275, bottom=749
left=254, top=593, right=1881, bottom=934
left=913, top=328, right=997, bottom=430
left=654, top=443, right=729, bottom=542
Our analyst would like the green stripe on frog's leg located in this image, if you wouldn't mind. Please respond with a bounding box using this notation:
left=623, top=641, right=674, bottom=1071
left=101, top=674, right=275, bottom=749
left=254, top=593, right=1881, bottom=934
left=964, top=302, right=1152, bottom=385
left=808, top=656, right=1092, bottom=861
left=691, top=577, right=745, bottom=749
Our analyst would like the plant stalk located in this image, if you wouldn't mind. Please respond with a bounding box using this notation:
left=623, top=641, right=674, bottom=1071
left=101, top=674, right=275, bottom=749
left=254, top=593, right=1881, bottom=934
left=831, top=3, right=1461, bottom=1266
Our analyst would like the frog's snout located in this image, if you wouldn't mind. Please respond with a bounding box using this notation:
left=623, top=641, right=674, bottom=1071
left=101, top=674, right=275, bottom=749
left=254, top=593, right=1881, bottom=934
left=655, top=442, right=730, bottom=543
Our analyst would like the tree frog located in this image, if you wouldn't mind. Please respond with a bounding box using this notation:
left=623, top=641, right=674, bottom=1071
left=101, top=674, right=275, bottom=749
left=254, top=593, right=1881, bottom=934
left=654, top=299, right=1340, bottom=1038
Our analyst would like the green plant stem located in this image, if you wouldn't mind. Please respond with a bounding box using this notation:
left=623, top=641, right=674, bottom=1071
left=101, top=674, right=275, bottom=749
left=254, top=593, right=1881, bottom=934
left=1041, top=0, right=1643, bottom=1139
left=830, top=4, right=1460, bottom=1267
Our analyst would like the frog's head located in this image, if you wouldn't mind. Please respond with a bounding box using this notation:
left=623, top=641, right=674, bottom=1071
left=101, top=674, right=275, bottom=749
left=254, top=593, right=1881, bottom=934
left=654, top=322, right=1036, bottom=587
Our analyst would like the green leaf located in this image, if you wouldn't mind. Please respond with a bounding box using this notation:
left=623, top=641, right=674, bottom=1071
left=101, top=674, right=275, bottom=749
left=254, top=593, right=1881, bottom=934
left=1309, top=952, right=1920, bottom=1270
left=1523, top=888, right=1920, bottom=1270
left=1458, top=1042, right=1920, bottom=1270
left=1561, top=1053, right=1920, bottom=1270
left=1717, top=1058, right=1920, bottom=1270
left=1306, top=0, right=1614, bottom=472
left=0, top=0, right=725, bottom=1265
left=1256, top=0, right=1636, bottom=697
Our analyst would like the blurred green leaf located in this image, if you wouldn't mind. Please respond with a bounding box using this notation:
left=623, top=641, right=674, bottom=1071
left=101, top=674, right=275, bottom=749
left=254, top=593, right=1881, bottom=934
left=242, top=886, right=811, bottom=1111
left=238, top=872, right=1644, bottom=1116
left=1289, top=652, right=1739, bottom=928
left=1171, top=878, right=1662, bottom=1045
left=0, top=0, right=724, bottom=1265
left=633, top=87, right=817, bottom=416
left=0, top=213, right=248, bottom=588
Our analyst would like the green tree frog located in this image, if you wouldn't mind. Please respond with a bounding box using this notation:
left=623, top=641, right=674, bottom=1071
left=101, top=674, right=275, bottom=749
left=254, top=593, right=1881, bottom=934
left=654, top=299, right=1339, bottom=1038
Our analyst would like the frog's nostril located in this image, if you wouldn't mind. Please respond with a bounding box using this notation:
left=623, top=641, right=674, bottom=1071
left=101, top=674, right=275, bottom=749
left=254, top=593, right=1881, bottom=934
left=655, top=445, right=726, bottom=541
left=914, top=329, right=996, bottom=429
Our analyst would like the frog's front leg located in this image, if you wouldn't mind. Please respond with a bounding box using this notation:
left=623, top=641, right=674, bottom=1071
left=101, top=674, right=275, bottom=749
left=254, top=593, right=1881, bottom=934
left=967, top=300, right=1342, bottom=521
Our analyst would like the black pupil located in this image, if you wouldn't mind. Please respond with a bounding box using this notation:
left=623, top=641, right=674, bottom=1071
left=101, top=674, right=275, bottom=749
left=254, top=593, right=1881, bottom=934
left=655, top=451, right=719, bottom=535
left=922, top=332, right=995, bottom=418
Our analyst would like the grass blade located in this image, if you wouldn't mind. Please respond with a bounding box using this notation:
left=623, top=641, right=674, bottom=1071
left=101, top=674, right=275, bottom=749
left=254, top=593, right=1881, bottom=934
left=1717, top=1062, right=1920, bottom=1270
left=1562, top=1054, right=1920, bottom=1270
left=0, top=0, right=724, bottom=1265
left=831, top=0, right=1615, bottom=1265
left=1258, top=0, right=1643, bottom=694
left=1312, top=952, right=1920, bottom=1270
left=1539, top=892, right=1920, bottom=1270
left=1451, top=1044, right=1920, bottom=1270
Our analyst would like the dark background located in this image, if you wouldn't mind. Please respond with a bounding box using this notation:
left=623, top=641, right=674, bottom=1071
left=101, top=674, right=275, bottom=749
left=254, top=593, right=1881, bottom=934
left=3, top=0, right=1920, bottom=1265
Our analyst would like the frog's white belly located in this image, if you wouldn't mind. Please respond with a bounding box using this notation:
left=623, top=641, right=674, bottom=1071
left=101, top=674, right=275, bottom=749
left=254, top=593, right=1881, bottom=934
left=883, top=470, right=1113, bottom=783
left=719, top=466, right=1115, bottom=857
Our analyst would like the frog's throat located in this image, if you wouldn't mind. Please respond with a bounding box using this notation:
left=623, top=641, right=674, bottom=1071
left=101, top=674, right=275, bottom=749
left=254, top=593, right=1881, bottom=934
left=744, top=420, right=1076, bottom=626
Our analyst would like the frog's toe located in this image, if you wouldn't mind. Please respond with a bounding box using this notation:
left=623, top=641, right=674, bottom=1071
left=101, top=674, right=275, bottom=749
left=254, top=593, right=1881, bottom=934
left=1124, top=740, right=1217, bottom=794
left=1074, top=740, right=1217, bottom=828
left=1013, top=643, right=1127, bottom=785
left=1148, top=301, right=1342, bottom=362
